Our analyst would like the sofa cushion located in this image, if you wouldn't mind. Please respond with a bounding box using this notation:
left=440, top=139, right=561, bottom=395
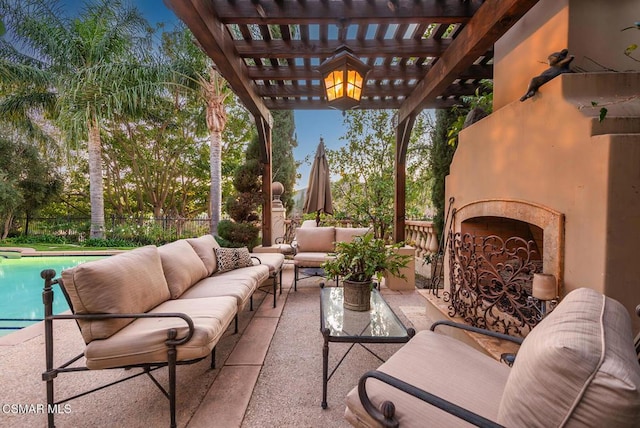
left=295, top=227, right=335, bottom=253
left=250, top=252, right=285, bottom=276
left=215, top=247, right=253, bottom=273
left=335, top=227, right=371, bottom=244
left=186, top=234, right=220, bottom=275
left=345, top=329, right=509, bottom=427
left=497, top=288, right=640, bottom=427
left=158, top=240, right=209, bottom=299
left=84, top=296, right=237, bottom=369
left=179, top=265, right=269, bottom=310
left=61, top=246, right=171, bottom=343
left=180, top=277, right=255, bottom=310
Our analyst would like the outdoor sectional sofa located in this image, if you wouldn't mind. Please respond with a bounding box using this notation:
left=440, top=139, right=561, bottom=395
left=292, top=226, right=370, bottom=290
left=345, top=287, right=640, bottom=427
left=40, top=234, right=284, bottom=428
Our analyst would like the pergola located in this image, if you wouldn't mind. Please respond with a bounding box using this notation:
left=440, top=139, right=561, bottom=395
left=165, top=0, right=540, bottom=246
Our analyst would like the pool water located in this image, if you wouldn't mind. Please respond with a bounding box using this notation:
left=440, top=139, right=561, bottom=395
left=0, top=256, right=106, bottom=335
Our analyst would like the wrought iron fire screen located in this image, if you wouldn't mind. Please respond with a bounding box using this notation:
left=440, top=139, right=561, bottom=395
left=445, top=231, right=543, bottom=337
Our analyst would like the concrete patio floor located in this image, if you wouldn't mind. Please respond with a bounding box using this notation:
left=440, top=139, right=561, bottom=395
left=0, top=263, right=434, bottom=427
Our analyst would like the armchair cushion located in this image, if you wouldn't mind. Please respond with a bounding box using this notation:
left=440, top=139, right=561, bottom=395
left=186, top=234, right=220, bottom=276
left=497, top=288, right=640, bottom=427
left=158, top=240, right=209, bottom=299
left=335, top=227, right=371, bottom=243
left=61, top=246, right=171, bottom=343
left=293, top=252, right=335, bottom=268
left=215, top=247, right=253, bottom=273
left=295, top=227, right=335, bottom=252
left=345, top=329, right=509, bottom=427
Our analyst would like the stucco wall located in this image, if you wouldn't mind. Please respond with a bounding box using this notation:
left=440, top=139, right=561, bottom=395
left=445, top=73, right=640, bottom=329
left=494, top=0, right=639, bottom=109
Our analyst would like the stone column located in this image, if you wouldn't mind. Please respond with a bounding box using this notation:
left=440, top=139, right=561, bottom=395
left=271, top=182, right=286, bottom=246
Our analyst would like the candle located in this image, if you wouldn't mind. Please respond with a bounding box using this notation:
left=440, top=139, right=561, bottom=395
left=532, top=273, right=557, bottom=301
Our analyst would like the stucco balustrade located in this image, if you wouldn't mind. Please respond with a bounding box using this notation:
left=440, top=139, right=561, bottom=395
left=404, top=220, right=439, bottom=278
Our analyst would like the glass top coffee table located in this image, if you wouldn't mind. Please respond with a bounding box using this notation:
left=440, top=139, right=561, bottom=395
left=319, top=286, right=415, bottom=409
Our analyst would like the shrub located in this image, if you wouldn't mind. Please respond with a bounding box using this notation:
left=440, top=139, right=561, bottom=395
left=12, top=234, right=67, bottom=245
left=217, top=220, right=260, bottom=250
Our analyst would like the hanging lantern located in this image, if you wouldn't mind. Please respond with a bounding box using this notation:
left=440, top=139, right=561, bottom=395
left=318, top=45, right=371, bottom=110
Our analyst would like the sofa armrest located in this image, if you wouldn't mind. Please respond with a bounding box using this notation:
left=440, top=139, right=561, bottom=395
left=358, top=370, right=504, bottom=428
left=430, top=320, right=524, bottom=345
left=49, top=312, right=196, bottom=346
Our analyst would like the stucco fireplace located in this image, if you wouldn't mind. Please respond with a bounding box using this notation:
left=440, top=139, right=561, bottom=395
left=443, top=0, right=640, bottom=331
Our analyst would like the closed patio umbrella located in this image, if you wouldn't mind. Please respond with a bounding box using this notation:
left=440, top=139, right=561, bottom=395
left=303, top=138, right=333, bottom=226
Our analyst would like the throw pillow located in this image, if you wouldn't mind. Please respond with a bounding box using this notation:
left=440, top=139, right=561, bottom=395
left=215, top=247, right=253, bottom=273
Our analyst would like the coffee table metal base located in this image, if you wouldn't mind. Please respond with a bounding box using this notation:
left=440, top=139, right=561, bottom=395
left=319, top=287, right=415, bottom=409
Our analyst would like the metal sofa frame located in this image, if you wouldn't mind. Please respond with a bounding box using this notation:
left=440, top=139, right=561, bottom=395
left=252, top=255, right=283, bottom=308
left=40, top=269, right=231, bottom=428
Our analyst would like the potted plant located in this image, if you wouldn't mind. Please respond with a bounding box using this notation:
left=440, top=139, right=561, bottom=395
left=322, top=233, right=411, bottom=311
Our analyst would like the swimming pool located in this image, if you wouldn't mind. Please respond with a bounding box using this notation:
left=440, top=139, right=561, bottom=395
left=0, top=256, right=107, bottom=335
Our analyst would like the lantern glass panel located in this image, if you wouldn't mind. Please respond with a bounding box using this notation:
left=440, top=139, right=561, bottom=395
left=324, top=70, right=344, bottom=101
left=346, top=70, right=364, bottom=100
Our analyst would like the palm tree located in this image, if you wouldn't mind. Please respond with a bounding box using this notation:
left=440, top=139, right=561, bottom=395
left=161, top=27, right=232, bottom=236
left=203, top=68, right=230, bottom=236
left=1, top=0, right=158, bottom=239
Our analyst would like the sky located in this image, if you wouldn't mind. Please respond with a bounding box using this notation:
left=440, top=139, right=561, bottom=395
left=61, top=0, right=348, bottom=190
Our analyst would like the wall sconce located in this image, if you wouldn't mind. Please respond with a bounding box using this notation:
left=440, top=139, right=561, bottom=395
left=529, top=273, right=559, bottom=319
left=318, top=45, right=370, bottom=111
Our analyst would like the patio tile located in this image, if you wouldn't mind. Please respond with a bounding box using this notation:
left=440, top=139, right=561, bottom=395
left=255, top=290, right=288, bottom=317
left=225, top=316, right=279, bottom=366
left=187, top=365, right=261, bottom=428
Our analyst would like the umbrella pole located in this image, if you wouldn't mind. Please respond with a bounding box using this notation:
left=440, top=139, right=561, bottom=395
left=316, top=210, right=321, bottom=226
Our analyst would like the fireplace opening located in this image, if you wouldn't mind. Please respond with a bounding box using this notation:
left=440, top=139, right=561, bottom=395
left=447, top=216, right=546, bottom=336
left=462, top=216, right=544, bottom=272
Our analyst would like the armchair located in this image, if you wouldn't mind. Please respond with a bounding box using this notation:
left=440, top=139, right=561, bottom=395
left=346, top=288, right=640, bottom=427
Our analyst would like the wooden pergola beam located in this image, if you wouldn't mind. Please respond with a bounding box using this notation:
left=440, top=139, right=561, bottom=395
left=264, top=97, right=462, bottom=111
left=393, top=114, right=416, bottom=243
left=397, top=0, right=540, bottom=125
left=256, top=81, right=485, bottom=99
left=255, top=115, right=273, bottom=246
left=235, top=39, right=453, bottom=59
left=216, top=1, right=481, bottom=24
left=247, top=64, right=493, bottom=81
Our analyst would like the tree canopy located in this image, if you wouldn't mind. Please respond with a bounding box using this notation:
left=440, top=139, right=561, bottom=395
left=327, top=110, right=432, bottom=240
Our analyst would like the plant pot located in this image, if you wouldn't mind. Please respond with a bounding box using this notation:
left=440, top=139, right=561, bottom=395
left=343, top=279, right=372, bottom=311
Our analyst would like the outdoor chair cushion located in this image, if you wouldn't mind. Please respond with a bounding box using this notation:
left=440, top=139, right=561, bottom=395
left=497, top=287, right=640, bottom=427
left=158, top=240, right=209, bottom=299
left=186, top=234, right=220, bottom=276
left=295, top=227, right=335, bottom=253
left=335, top=227, right=371, bottom=243
left=215, top=247, right=253, bottom=273
left=345, top=329, right=510, bottom=427
left=61, top=246, right=171, bottom=343
left=84, top=296, right=237, bottom=369
left=294, top=252, right=335, bottom=268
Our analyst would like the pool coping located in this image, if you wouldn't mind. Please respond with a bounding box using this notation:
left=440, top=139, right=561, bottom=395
left=1, top=247, right=126, bottom=256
